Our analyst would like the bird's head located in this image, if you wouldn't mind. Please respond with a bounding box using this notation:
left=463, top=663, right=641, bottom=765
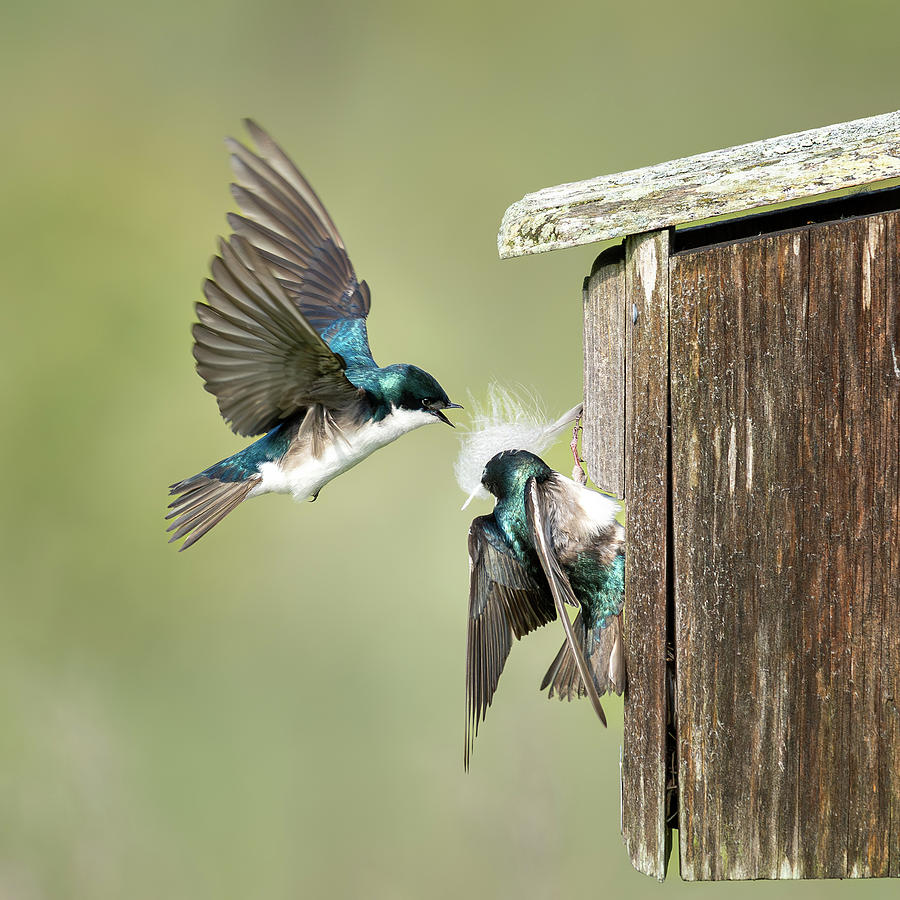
left=480, top=449, right=553, bottom=501
left=454, top=385, right=582, bottom=510
left=390, top=364, right=462, bottom=426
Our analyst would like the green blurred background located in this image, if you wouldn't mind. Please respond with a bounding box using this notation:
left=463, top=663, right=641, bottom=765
left=2, top=0, right=899, bottom=896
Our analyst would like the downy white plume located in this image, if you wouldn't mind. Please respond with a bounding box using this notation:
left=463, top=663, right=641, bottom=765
left=454, top=384, right=582, bottom=509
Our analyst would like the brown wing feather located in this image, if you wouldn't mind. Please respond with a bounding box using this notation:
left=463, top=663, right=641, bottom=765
left=465, top=517, right=555, bottom=770
left=193, top=234, right=361, bottom=436
left=525, top=478, right=608, bottom=727
left=225, top=121, right=372, bottom=334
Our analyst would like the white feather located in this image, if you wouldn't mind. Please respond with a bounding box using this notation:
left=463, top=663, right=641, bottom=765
left=454, top=384, right=582, bottom=506
left=251, top=407, right=435, bottom=501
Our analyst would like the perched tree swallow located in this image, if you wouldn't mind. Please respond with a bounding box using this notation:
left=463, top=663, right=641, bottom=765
left=168, top=121, right=460, bottom=549
left=455, top=389, right=625, bottom=768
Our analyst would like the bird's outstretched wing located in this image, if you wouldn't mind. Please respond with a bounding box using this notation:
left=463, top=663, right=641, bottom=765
left=525, top=478, right=609, bottom=727
left=465, top=516, right=555, bottom=769
left=225, top=120, right=375, bottom=365
left=193, top=234, right=362, bottom=436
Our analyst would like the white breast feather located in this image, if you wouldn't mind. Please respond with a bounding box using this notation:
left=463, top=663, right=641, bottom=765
left=251, top=407, right=435, bottom=500
left=454, top=384, right=582, bottom=508
left=546, top=472, right=623, bottom=558
left=555, top=473, right=619, bottom=530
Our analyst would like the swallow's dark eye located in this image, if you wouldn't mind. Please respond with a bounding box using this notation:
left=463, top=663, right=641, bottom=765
left=422, top=398, right=436, bottom=409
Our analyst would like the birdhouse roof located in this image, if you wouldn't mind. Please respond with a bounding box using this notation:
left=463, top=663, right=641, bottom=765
left=498, top=109, right=900, bottom=258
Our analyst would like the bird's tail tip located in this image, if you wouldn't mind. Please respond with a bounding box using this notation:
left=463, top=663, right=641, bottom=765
left=166, top=473, right=258, bottom=550
left=541, top=612, right=625, bottom=713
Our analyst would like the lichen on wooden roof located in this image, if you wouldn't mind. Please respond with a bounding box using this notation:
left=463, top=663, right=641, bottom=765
left=499, top=109, right=900, bottom=258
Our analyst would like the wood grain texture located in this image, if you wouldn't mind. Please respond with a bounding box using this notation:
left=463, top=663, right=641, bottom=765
left=583, top=245, right=625, bottom=497
left=886, top=217, right=900, bottom=879
left=499, top=109, right=900, bottom=258
left=668, top=213, right=900, bottom=880
left=621, top=229, right=671, bottom=880
left=802, top=214, right=900, bottom=879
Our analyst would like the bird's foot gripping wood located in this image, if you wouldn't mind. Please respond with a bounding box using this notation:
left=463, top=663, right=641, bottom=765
left=571, top=413, right=587, bottom=486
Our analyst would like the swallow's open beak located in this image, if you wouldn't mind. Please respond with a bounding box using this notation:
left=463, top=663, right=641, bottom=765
left=432, top=402, right=463, bottom=427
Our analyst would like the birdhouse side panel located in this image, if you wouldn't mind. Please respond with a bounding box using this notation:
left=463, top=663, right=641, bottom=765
left=621, top=230, right=673, bottom=880
left=807, top=214, right=900, bottom=878
left=670, top=229, right=810, bottom=879
left=583, top=246, right=626, bottom=498
left=668, top=212, right=900, bottom=880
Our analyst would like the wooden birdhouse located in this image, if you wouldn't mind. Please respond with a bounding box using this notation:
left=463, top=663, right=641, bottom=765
left=499, top=110, right=900, bottom=881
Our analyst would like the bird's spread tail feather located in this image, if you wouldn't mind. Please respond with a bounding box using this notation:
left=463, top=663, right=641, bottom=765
left=541, top=611, right=625, bottom=700
left=166, top=474, right=259, bottom=550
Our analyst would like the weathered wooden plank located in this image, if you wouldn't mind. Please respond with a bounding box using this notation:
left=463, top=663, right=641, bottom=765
left=621, top=229, right=671, bottom=880
left=860, top=212, right=900, bottom=876
left=498, top=109, right=900, bottom=258
left=739, top=237, right=803, bottom=880
left=669, top=212, right=900, bottom=880
left=794, top=222, right=851, bottom=879
left=670, top=230, right=809, bottom=879
left=884, top=214, right=900, bottom=879
left=583, top=245, right=625, bottom=497
left=803, top=214, right=900, bottom=878
left=800, top=222, right=853, bottom=878
left=837, top=216, right=881, bottom=878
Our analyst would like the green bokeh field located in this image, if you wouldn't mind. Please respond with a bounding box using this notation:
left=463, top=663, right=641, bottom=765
left=2, top=1, right=898, bottom=896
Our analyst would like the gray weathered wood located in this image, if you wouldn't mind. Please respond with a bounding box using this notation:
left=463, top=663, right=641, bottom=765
left=670, top=229, right=809, bottom=879
left=884, top=214, right=900, bottom=879
left=583, top=245, right=625, bottom=497
left=621, top=229, right=671, bottom=880
left=668, top=213, right=900, bottom=880
left=499, top=109, right=900, bottom=258
left=801, top=214, right=900, bottom=879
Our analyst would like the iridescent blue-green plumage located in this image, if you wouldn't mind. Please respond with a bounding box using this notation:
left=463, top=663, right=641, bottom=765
left=568, top=551, right=625, bottom=630
left=348, top=363, right=454, bottom=424
left=198, top=422, right=296, bottom=483
left=167, top=120, right=459, bottom=550
left=320, top=317, right=374, bottom=369
left=465, top=449, right=625, bottom=767
left=483, top=450, right=554, bottom=570
left=480, top=449, right=624, bottom=622
left=541, top=552, right=625, bottom=703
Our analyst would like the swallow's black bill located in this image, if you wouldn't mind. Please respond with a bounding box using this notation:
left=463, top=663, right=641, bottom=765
left=432, top=402, right=462, bottom=427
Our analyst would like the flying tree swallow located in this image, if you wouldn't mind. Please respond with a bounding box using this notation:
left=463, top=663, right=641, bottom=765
left=455, top=388, right=625, bottom=768
left=168, top=121, right=460, bottom=549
